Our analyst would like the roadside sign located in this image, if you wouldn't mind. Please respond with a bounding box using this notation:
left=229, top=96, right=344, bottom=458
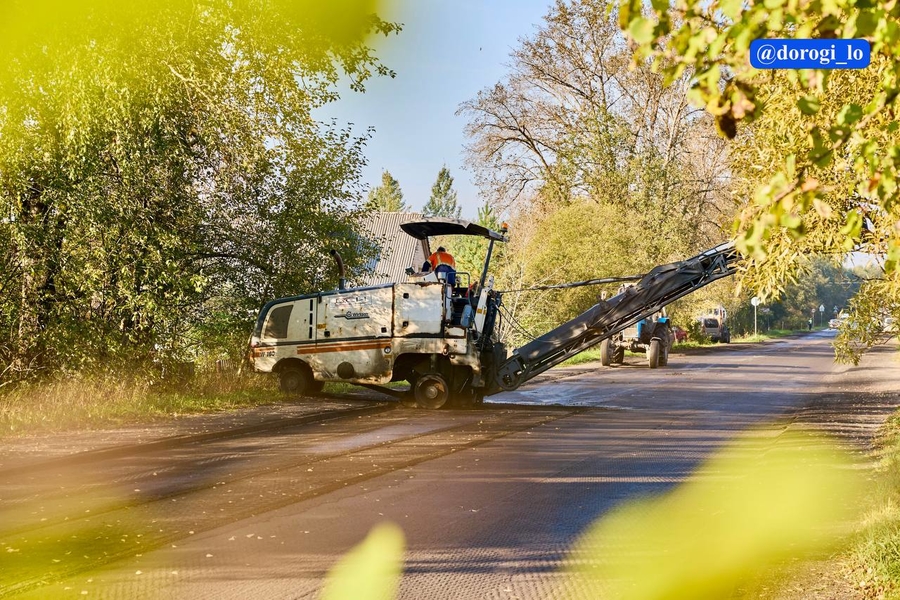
left=751, top=297, right=760, bottom=307
left=819, top=304, right=825, bottom=313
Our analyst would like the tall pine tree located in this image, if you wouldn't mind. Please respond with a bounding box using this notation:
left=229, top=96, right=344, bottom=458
left=366, top=171, right=407, bottom=212
left=423, top=166, right=460, bottom=218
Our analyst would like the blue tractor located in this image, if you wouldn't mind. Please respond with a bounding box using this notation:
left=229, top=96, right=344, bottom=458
left=598, top=310, right=674, bottom=368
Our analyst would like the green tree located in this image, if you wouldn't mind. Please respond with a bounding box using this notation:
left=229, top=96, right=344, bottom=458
left=618, top=0, right=900, bottom=361
left=0, top=0, right=398, bottom=379
left=451, top=201, right=504, bottom=281
left=366, top=170, right=408, bottom=212
left=497, top=199, right=689, bottom=345
left=423, top=166, right=461, bottom=218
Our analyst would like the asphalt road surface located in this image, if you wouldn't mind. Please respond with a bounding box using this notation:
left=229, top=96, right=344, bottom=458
left=2, top=331, right=898, bottom=599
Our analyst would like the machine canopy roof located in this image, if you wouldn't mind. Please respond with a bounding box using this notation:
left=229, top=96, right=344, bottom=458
left=400, top=218, right=507, bottom=242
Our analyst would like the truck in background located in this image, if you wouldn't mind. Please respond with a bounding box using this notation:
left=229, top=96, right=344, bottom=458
left=699, top=306, right=731, bottom=343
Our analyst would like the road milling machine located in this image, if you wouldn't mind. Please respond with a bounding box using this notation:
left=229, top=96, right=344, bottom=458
left=249, top=218, right=738, bottom=409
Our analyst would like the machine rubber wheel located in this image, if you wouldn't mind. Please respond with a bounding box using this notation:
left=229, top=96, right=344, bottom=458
left=599, top=339, right=611, bottom=366
left=413, top=374, right=450, bottom=410
left=613, top=347, right=625, bottom=365
left=279, top=366, right=313, bottom=394
left=648, top=339, right=660, bottom=369
left=659, top=343, right=669, bottom=366
left=309, top=380, right=325, bottom=394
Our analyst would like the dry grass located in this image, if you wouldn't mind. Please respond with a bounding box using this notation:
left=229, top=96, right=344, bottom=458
left=0, top=371, right=279, bottom=436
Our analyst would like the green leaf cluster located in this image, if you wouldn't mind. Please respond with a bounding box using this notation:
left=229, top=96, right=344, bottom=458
left=618, top=0, right=900, bottom=360
left=0, top=0, right=398, bottom=379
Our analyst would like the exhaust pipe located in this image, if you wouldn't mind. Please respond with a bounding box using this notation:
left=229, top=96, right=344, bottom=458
left=329, top=249, right=346, bottom=290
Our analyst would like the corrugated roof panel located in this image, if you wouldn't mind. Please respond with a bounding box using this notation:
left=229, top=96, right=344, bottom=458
left=358, top=212, right=430, bottom=286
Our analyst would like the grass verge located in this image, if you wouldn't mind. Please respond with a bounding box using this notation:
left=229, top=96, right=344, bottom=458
left=844, top=411, right=900, bottom=599
left=0, top=373, right=406, bottom=438
left=560, top=328, right=813, bottom=366
left=732, top=328, right=811, bottom=343
left=0, top=372, right=283, bottom=437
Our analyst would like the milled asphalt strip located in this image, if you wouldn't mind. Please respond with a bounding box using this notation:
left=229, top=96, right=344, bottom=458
left=0, top=415, right=491, bottom=537
left=0, top=403, right=394, bottom=479
left=3, top=408, right=581, bottom=598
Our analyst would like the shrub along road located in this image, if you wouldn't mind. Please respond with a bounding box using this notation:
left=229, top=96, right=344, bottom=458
left=2, top=331, right=897, bottom=599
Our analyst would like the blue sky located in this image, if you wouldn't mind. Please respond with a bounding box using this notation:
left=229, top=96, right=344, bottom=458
left=318, top=0, right=555, bottom=218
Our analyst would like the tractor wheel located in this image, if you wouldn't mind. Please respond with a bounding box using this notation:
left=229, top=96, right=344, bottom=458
left=659, top=342, right=669, bottom=366
left=413, top=374, right=450, bottom=410
left=600, top=339, right=611, bottom=366
left=613, top=347, right=625, bottom=365
left=309, top=379, right=325, bottom=394
left=648, top=339, right=660, bottom=369
left=279, top=366, right=313, bottom=394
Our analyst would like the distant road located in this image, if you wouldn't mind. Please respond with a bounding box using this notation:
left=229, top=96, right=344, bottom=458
left=6, top=331, right=899, bottom=599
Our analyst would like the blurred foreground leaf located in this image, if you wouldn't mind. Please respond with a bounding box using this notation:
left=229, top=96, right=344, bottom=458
left=567, top=429, right=866, bottom=599
left=321, top=522, right=405, bottom=600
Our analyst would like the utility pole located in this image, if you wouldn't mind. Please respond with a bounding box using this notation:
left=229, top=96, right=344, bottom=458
left=751, top=297, right=760, bottom=339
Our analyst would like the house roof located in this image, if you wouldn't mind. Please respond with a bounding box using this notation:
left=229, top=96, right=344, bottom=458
left=357, top=212, right=430, bottom=286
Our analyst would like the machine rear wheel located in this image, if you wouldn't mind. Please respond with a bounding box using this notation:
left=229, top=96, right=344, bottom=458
left=413, top=374, right=450, bottom=410
left=659, top=342, right=669, bottom=366
left=279, top=366, right=313, bottom=394
left=648, top=339, right=660, bottom=369
left=599, top=339, right=611, bottom=366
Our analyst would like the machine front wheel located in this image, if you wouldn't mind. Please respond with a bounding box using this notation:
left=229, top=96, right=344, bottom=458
left=648, top=339, right=660, bottom=369
left=413, top=374, right=450, bottom=410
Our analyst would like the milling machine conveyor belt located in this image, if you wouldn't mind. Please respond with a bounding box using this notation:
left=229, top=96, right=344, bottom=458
left=491, top=242, right=739, bottom=392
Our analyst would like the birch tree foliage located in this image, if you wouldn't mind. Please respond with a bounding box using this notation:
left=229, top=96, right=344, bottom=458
left=618, top=0, right=900, bottom=361
left=459, top=0, right=734, bottom=251
left=459, top=0, right=735, bottom=346
left=0, top=0, right=398, bottom=377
